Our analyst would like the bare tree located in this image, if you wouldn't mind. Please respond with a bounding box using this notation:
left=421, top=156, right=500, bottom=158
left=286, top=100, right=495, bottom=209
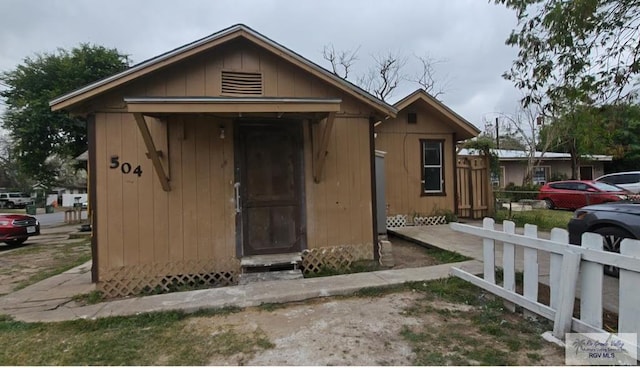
left=322, top=44, right=359, bottom=80
left=492, top=103, right=557, bottom=185
left=410, top=54, right=451, bottom=99
left=358, top=52, right=407, bottom=102
left=321, top=47, right=450, bottom=103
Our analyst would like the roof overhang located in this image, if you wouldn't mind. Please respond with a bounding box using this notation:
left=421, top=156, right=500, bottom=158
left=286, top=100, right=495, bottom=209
left=124, top=97, right=342, bottom=114
left=50, top=24, right=396, bottom=119
left=393, top=89, right=480, bottom=140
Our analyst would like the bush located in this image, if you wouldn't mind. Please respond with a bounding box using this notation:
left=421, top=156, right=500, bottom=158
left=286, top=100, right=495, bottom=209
left=497, top=183, right=541, bottom=201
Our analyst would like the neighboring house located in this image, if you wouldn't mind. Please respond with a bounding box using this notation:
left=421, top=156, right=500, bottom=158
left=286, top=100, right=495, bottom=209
left=50, top=24, right=399, bottom=296
left=459, top=149, right=613, bottom=187
left=375, top=90, right=480, bottom=219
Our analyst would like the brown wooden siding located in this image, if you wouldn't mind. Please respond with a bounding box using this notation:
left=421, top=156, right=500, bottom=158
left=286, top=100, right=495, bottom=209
left=91, top=39, right=375, bottom=277
left=95, top=113, right=237, bottom=275
left=304, top=116, right=373, bottom=249
left=375, top=109, right=456, bottom=218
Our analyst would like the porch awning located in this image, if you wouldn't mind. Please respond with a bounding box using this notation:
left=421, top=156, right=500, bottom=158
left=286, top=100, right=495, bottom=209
left=126, top=97, right=341, bottom=192
left=124, top=97, right=342, bottom=114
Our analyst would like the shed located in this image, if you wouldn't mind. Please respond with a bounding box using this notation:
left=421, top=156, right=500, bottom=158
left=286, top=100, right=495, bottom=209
left=50, top=24, right=396, bottom=296
left=374, top=89, right=480, bottom=221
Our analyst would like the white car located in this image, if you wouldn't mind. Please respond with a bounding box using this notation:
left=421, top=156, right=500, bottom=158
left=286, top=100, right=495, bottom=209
left=595, top=171, right=640, bottom=194
left=0, top=193, right=34, bottom=209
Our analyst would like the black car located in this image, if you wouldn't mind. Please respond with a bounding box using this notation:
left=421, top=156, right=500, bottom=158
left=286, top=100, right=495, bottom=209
left=568, top=202, right=640, bottom=276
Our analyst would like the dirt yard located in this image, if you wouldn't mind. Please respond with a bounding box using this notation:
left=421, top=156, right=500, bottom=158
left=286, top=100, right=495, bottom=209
left=196, top=289, right=565, bottom=366
left=0, top=230, right=567, bottom=365
left=0, top=226, right=90, bottom=295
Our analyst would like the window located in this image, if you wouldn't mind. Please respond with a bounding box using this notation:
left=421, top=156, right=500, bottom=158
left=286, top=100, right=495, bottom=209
left=491, top=166, right=506, bottom=188
left=420, top=139, right=444, bottom=194
left=532, top=166, right=550, bottom=185
left=612, top=173, right=640, bottom=184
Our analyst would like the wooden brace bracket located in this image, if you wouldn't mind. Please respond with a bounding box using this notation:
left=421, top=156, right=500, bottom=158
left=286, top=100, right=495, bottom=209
left=133, top=113, right=171, bottom=191
left=313, top=112, right=336, bottom=183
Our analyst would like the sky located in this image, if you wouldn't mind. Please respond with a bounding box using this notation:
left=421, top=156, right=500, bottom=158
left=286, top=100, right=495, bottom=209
left=0, top=0, right=523, bottom=131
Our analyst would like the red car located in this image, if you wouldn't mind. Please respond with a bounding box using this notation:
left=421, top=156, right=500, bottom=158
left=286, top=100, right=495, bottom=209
left=0, top=214, right=40, bottom=246
left=537, top=180, right=629, bottom=210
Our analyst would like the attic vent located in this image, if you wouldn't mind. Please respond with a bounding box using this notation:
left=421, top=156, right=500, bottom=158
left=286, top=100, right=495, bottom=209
left=221, top=71, right=263, bottom=96
left=407, top=112, right=417, bottom=124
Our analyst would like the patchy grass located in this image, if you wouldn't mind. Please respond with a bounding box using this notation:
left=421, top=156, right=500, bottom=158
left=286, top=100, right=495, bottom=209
left=0, top=307, right=273, bottom=365
left=8, top=240, right=92, bottom=292
left=257, top=303, right=288, bottom=312
left=304, top=260, right=381, bottom=278
left=72, top=290, right=104, bottom=305
left=493, top=209, right=573, bottom=231
left=398, top=277, right=560, bottom=365
left=427, top=247, right=470, bottom=263
left=0, top=277, right=562, bottom=365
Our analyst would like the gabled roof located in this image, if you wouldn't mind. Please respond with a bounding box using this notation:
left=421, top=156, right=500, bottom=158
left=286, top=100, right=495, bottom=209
left=393, top=89, right=479, bottom=140
left=50, top=24, right=396, bottom=118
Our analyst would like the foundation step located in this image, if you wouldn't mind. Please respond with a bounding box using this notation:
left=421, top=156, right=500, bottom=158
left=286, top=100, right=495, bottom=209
left=238, top=269, right=304, bottom=285
left=240, top=252, right=302, bottom=269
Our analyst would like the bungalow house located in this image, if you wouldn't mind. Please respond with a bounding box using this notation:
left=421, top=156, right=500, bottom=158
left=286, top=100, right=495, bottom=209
left=459, top=149, right=613, bottom=187
left=50, top=24, right=481, bottom=296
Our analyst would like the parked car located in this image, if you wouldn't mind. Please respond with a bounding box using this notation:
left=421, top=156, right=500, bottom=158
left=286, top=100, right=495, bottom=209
left=0, top=192, right=34, bottom=209
left=595, top=171, right=640, bottom=194
left=568, top=202, right=640, bottom=276
left=0, top=214, right=40, bottom=246
left=537, top=180, right=629, bottom=210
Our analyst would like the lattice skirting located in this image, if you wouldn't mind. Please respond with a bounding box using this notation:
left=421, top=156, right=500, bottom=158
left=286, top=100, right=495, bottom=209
left=386, top=214, right=447, bottom=228
left=98, top=258, right=241, bottom=298
left=386, top=215, right=408, bottom=228
left=412, top=215, right=447, bottom=226
left=301, top=244, right=372, bottom=275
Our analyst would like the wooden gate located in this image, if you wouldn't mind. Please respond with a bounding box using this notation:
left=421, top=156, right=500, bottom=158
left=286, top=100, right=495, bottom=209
left=456, top=155, right=493, bottom=219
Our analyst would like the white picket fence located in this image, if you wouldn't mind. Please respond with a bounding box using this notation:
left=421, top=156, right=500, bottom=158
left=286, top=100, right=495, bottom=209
left=450, top=218, right=640, bottom=358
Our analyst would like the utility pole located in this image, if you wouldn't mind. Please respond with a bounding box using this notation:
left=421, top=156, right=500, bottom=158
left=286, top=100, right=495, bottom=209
left=495, top=117, right=500, bottom=149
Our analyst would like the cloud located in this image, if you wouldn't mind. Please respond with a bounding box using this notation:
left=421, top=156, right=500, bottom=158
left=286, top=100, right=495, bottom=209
left=0, top=0, right=521, bottom=127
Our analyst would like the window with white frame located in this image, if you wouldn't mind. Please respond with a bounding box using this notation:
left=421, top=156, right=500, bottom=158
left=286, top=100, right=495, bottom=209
left=532, top=166, right=550, bottom=185
left=420, top=139, right=444, bottom=194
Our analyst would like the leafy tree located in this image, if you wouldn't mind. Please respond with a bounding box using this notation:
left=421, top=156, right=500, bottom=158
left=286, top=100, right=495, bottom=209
left=0, top=44, right=129, bottom=186
left=539, top=105, right=613, bottom=178
left=496, top=0, right=640, bottom=109
left=601, top=103, right=640, bottom=171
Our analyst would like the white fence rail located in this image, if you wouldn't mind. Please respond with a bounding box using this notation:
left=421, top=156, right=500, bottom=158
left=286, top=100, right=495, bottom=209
left=450, top=218, right=640, bottom=358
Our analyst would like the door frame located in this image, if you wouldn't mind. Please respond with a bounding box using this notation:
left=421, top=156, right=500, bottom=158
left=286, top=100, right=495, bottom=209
left=233, top=119, right=307, bottom=257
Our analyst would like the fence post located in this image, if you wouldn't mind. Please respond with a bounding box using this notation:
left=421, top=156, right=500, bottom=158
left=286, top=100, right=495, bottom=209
left=523, top=224, right=539, bottom=319
left=482, top=217, right=496, bottom=284
left=502, top=220, right=516, bottom=312
left=619, top=239, right=640, bottom=337
left=580, top=233, right=603, bottom=329
left=549, top=228, right=568, bottom=310
left=553, top=250, right=582, bottom=339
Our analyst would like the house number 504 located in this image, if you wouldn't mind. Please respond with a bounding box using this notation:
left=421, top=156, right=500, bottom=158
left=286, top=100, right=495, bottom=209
left=110, top=156, right=143, bottom=177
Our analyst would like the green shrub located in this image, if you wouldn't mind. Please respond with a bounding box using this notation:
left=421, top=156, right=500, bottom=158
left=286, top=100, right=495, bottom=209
left=497, top=183, right=541, bottom=201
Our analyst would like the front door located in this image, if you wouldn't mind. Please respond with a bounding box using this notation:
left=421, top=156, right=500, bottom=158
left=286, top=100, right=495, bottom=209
left=235, top=121, right=305, bottom=256
left=580, top=166, right=593, bottom=180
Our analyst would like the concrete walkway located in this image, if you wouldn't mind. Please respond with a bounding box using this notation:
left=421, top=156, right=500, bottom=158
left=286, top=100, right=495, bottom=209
left=0, top=254, right=483, bottom=322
